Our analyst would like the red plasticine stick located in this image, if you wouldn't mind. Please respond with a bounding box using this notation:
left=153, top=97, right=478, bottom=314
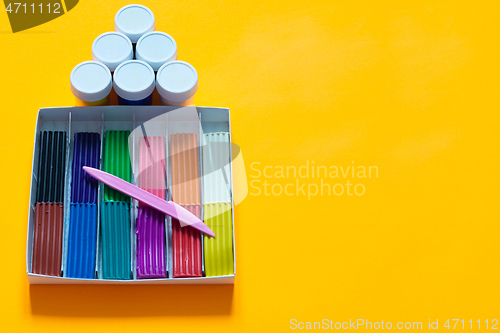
left=32, top=203, right=64, bottom=277
left=170, top=133, right=202, bottom=277
left=172, top=205, right=202, bottom=278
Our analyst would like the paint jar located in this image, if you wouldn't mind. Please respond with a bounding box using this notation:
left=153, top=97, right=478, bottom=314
left=156, top=61, right=198, bottom=106
left=136, top=32, right=177, bottom=72
left=70, top=61, right=112, bottom=106
left=113, top=60, right=155, bottom=105
left=114, top=4, right=155, bottom=48
left=92, top=32, right=133, bottom=72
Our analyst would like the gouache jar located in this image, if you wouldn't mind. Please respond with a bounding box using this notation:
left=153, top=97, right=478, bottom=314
left=156, top=61, right=198, bottom=106
left=70, top=61, right=112, bottom=106
left=92, top=32, right=133, bottom=72
left=113, top=60, right=155, bottom=105
left=114, top=4, right=155, bottom=44
left=136, top=32, right=177, bottom=71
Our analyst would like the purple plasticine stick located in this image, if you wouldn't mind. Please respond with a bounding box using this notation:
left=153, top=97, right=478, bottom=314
left=71, top=133, right=100, bottom=203
left=83, top=166, right=215, bottom=237
left=136, top=206, right=166, bottom=279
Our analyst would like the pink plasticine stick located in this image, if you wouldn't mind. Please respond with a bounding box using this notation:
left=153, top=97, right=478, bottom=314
left=83, top=166, right=215, bottom=237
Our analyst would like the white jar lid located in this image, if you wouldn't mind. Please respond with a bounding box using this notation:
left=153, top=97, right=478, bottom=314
left=114, top=4, right=155, bottom=43
left=70, top=61, right=112, bottom=102
left=113, top=60, right=155, bottom=101
left=92, top=32, right=133, bottom=71
left=156, top=61, right=198, bottom=102
left=136, top=32, right=177, bottom=71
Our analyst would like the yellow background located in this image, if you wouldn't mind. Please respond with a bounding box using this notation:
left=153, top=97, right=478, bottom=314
left=0, top=0, right=499, bottom=331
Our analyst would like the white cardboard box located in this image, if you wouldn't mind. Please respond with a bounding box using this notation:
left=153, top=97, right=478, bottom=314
left=27, top=106, right=236, bottom=284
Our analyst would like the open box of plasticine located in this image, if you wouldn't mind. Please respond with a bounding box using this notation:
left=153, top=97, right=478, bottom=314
left=26, top=106, right=236, bottom=284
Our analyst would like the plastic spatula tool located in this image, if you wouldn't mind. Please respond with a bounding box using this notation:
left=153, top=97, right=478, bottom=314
left=83, top=166, right=215, bottom=237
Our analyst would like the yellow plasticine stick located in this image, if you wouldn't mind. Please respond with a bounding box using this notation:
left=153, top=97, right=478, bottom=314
left=204, top=203, right=234, bottom=277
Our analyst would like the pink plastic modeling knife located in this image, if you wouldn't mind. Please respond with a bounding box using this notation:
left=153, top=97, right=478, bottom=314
left=83, top=166, right=215, bottom=237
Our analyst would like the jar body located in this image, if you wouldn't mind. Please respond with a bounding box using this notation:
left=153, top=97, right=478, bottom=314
left=113, top=60, right=155, bottom=106
left=156, top=61, right=198, bottom=107
left=92, top=32, right=133, bottom=72
left=158, top=94, right=194, bottom=106
left=70, top=61, right=112, bottom=107
left=117, top=93, right=153, bottom=105
left=75, top=95, right=110, bottom=106
left=136, top=32, right=177, bottom=71
left=114, top=5, right=156, bottom=43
